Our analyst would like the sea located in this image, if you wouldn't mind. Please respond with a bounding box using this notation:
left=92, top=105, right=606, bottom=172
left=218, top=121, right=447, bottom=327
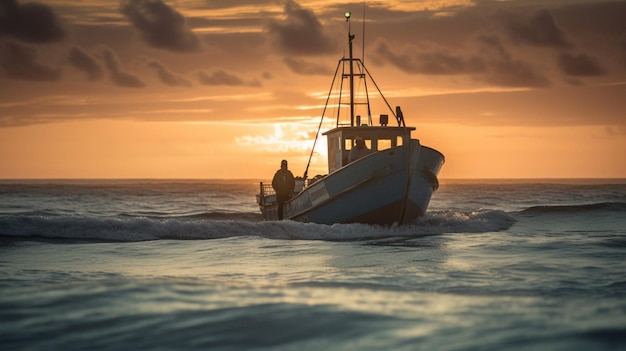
left=1, top=178, right=625, bottom=351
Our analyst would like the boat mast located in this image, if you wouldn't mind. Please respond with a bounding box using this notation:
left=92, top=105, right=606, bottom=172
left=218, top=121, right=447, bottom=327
left=346, top=12, right=355, bottom=127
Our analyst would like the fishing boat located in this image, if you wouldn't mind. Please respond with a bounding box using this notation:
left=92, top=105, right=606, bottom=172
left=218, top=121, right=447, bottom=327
left=256, top=12, right=444, bottom=225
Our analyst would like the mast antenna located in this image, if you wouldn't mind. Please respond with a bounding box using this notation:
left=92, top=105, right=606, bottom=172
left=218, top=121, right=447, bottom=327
left=362, top=1, right=365, bottom=64
left=345, top=11, right=355, bottom=127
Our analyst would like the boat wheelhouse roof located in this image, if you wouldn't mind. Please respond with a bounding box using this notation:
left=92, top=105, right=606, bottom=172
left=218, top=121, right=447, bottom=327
left=323, top=125, right=415, bottom=138
left=323, top=125, right=416, bottom=145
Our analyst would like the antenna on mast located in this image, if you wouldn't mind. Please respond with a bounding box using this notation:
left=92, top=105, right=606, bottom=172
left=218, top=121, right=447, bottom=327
left=345, top=11, right=355, bottom=127
left=362, top=1, right=365, bottom=63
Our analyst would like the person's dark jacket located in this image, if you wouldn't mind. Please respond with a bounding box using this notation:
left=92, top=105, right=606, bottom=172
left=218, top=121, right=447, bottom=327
left=272, top=169, right=295, bottom=197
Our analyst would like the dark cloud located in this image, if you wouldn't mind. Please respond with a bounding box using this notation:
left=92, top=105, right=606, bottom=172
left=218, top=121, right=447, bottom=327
left=101, top=48, right=145, bottom=88
left=623, top=39, right=626, bottom=68
left=0, top=0, right=65, bottom=43
left=555, top=1, right=626, bottom=38
left=267, top=0, right=337, bottom=55
left=372, top=34, right=549, bottom=88
left=485, top=59, right=550, bottom=88
left=283, top=58, right=333, bottom=75
left=68, top=47, right=103, bottom=81
left=120, top=0, right=200, bottom=52
left=0, top=41, right=62, bottom=81
left=558, top=53, right=606, bottom=76
left=476, top=35, right=550, bottom=88
left=499, top=9, right=571, bottom=48
left=147, top=61, right=192, bottom=87
left=416, top=53, right=485, bottom=75
left=605, top=126, right=626, bottom=136
left=202, top=0, right=278, bottom=10
left=197, top=69, right=260, bottom=87
left=374, top=41, right=485, bottom=75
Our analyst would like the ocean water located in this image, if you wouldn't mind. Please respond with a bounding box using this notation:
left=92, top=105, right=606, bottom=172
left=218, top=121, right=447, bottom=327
left=1, top=179, right=625, bottom=350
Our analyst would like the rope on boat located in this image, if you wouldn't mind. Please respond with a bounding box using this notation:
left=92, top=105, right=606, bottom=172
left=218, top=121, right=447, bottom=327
left=303, top=59, right=342, bottom=181
left=358, top=62, right=403, bottom=127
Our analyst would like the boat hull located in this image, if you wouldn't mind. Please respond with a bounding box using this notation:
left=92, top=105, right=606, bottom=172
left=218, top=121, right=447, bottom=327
left=259, top=140, right=444, bottom=225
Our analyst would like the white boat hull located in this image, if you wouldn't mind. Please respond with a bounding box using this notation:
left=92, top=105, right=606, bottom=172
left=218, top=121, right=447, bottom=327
left=258, top=140, right=443, bottom=225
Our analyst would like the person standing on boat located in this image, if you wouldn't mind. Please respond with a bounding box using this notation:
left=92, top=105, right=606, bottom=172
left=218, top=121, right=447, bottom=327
left=348, top=136, right=372, bottom=163
left=272, top=159, right=296, bottom=220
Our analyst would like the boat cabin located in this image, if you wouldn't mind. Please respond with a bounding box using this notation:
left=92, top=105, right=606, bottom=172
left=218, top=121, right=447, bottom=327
left=323, top=121, right=415, bottom=173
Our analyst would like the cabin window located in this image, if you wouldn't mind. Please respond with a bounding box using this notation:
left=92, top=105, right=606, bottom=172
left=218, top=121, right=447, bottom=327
left=378, top=139, right=392, bottom=151
left=345, top=138, right=372, bottom=151
left=344, top=138, right=351, bottom=150
left=376, top=136, right=403, bottom=151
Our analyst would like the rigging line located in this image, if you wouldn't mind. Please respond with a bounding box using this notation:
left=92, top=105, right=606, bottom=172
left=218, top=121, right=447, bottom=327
left=355, top=65, right=369, bottom=124
left=303, top=59, right=342, bottom=180
left=337, top=59, right=346, bottom=124
left=360, top=61, right=373, bottom=125
left=360, top=62, right=398, bottom=124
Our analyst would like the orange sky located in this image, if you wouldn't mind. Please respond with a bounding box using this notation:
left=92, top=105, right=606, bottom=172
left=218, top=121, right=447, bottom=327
left=1, top=0, right=625, bottom=179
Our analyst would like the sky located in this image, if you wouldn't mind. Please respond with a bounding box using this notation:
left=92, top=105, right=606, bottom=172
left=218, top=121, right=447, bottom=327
left=1, top=0, right=625, bottom=179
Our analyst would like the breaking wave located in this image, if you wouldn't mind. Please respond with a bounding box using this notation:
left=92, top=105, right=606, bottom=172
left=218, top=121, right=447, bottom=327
left=0, top=209, right=515, bottom=242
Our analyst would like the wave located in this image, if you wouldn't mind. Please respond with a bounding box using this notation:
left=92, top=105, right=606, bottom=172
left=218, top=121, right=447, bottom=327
left=519, top=202, right=626, bottom=215
left=119, top=211, right=264, bottom=222
left=0, top=210, right=515, bottom=243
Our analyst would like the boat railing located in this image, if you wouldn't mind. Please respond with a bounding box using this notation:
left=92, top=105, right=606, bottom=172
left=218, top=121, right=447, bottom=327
left=306, top=175, right=326, bottom=187
left=257, top=182, right=276, bottom=206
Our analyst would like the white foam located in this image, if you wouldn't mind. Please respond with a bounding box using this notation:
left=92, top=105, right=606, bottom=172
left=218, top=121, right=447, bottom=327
left=0, top=210, right=516, bottom=242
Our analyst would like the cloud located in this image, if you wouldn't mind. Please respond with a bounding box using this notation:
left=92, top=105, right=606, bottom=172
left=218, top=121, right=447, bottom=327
left=267, top=0, right=337, bottom=55
left=283, top=58, right=334, bottom=76
left=68, top=47, right=104, bottom=81
left=372, top=34, right=549, bottom=88
left=120, top=0, right=200, bottom=52
left=555, top=2, right=626, bottom=38
left=623, top=39, right=626, bottom=68
left=197, top=69, right=260, bottom=87
left=476, top=35, right=550, bottom=88
left=0, top=0, right=65, bottom=43
left=0, top=41, right=62, bottom=81
left=558, top=53, right=606, bottom=77
left=499, top=9, right=571, bottom=48
left=101, top=48, right=145, bottom=88
left=374, top=40, right=486, bottom=75
left=146, top=60, right=192, bottom=87
left=605, top=126, right=626, bottom=136
left=203, top=0, right=276, bottom=10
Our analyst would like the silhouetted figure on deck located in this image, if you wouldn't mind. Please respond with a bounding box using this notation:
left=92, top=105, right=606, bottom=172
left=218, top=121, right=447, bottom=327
left=272, top=159, right=295, bottom=220
left=348, top=136, right=372, bottom=163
